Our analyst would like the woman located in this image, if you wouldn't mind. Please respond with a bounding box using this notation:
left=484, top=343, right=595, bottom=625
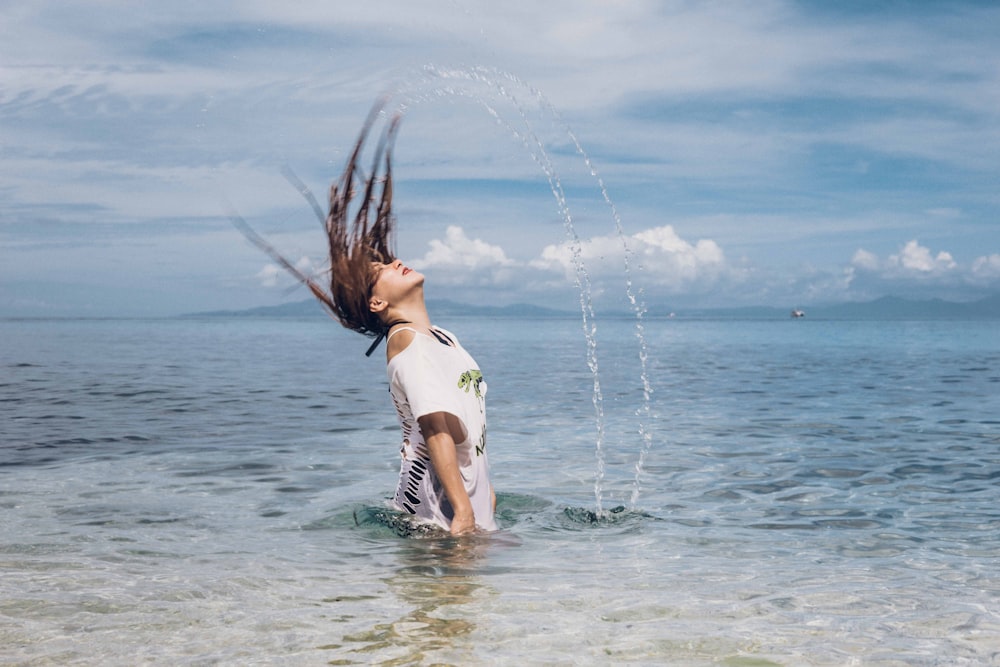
left=371, top=259, right=497, bottom=535
left=233, top=101, right=497, bottom=535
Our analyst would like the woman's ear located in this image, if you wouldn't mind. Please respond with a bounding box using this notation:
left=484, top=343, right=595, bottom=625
left=369, top=297, right=387, bottom=314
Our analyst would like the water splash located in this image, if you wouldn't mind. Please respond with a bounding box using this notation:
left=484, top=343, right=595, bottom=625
left=405, top=66, right=657, bottom=510
left=454, top=68, right=656, bottom=510
left=561, top=505, right=656, bottom=530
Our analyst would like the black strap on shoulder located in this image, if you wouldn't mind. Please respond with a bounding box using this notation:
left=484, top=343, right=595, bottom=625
left=430, top=327, right=455, bottom=347
left=365, top=319, right=411, bottom=357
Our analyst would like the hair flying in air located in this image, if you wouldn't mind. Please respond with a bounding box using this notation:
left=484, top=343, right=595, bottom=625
left=230, top=97, right=402, bottom=338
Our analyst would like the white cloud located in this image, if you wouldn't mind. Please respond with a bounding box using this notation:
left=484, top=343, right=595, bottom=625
left=843, top=239, right=1000, bottom=300
left=256, top=256, right=315, bottom=288
left=256, top=264, right=281, bottom=287
left=533, top=224, right=729, bottom=294
left=889, top=240, right=956, bottom=275
left=634, top=226, right=726, bottom=282
left=294, top=255, right=317, bottom=276
left=412, top=225, right=518, bottom=286
left=851, top=248, right=880, bottom=271
left=852, top=240, right=958, bottom=277
left=971, top=254, right=1000, bottom=282
left=864, top=239, right=958, bottom=277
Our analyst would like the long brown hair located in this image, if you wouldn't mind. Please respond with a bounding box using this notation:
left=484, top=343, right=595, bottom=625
left=231, top=98, right=401, bottom=337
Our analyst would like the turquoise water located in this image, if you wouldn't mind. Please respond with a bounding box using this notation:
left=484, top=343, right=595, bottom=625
left=2, top=316, right=998, bottom=665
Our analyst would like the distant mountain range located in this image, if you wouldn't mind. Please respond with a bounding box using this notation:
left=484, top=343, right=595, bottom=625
left=183, top=293, right=1000, bottom=320
left=800, top=294, right=1000, bottom=320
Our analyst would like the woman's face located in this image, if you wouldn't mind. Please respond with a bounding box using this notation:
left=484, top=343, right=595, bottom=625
left=368, top=259, right=423, bottom=308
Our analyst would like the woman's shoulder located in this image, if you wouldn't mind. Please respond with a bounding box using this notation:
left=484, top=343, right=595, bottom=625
left=385, top=325, right=466, bottom=367
left=385, top=327, right=418, bottom=364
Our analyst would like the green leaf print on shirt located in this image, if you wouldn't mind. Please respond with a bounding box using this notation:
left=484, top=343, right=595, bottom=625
left=458, top=369, right=484, bottom=399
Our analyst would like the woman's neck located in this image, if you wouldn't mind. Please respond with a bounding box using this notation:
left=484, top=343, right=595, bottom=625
left=384, top=294, right=431, bottom=330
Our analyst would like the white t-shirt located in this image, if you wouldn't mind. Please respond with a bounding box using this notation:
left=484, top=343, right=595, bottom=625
left=386, top=326, right=497, bottom=532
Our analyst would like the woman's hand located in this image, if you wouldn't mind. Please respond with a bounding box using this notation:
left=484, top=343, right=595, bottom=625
left=449, top=510, right=476, bottom=536
left=418, top=411, right=476, bottom=536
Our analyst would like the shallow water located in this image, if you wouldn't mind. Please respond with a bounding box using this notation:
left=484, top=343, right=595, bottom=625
left=2, top=316, right=999, bottom=665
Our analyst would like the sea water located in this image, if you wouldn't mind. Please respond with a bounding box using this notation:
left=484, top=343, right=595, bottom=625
left=2, top=315, right=998, bottom=665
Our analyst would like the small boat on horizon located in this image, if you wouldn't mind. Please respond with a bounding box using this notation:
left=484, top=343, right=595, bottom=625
left=791, top=308, right=805, bottom=318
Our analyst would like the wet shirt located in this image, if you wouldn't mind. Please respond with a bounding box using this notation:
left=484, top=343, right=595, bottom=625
left=385, top=327, right=497, bottom=532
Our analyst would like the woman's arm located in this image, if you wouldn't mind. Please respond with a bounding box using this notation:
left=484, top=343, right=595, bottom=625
left=418, top=411, right=475, bottom=536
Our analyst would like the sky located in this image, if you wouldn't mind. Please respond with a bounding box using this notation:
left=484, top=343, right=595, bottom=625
left=2, top=0, right=999, bottom=317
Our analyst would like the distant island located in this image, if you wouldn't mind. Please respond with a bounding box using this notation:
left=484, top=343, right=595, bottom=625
left=182, top=293, right=1000, bottom=320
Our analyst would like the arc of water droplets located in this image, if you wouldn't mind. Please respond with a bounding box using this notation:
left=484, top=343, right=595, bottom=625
left=395, top=69, right=609, bottom=512
left=404, top=65, right=656, bottom=511
left=482, top=70, right=654, bottom=511
left=373, top=64, right=663, bottom=514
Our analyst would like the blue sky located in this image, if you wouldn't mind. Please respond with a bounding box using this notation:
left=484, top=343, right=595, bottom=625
left=2, top=1, right=999, bottom=317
